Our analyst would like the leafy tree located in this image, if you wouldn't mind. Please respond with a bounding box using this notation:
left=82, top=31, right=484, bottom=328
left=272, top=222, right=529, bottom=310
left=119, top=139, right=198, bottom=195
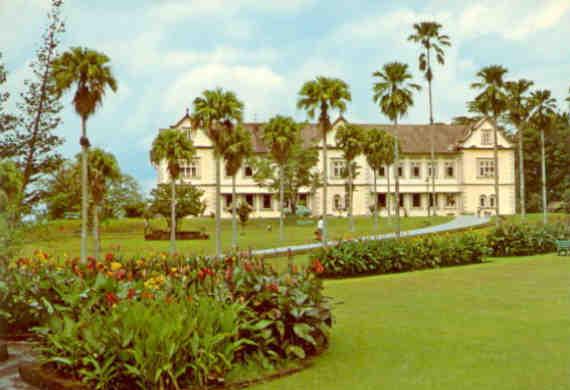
left=469, top=65, right=508, bottom=226
left=84, top=148, right=120, bottom=259
left=149, top=184, right=205, bottom=232
left=362, top=128, right=395, bottom=230
left=52, top=47, right=117, bottom=263
left=149, top=129, right=195, bottom=254
left=451, top=115, right=481, bottom=126
left=252, top=140, right=320, bottom=218
left=193, top=88, right=244, bottom=257
left=562, top=188, right=570, bottom=214
left=0, top=160, right=22, bottom=216
left=0, top=53, right=16, bottom=140
left=0, top=1, right=65, bottom=214
left=43, top=159, right=80, bottom=219
left=408, top=21, right=451, bottom=217
left=237, top=201, right=252, bottom=227
left=262, top=115, right=301, bottom=241
left=335, top=124, right=364, bottom=232
left=103, top=173, right=144, bottom=218
left=504, top=79, right=535, bottom=219
left=224, top=124, right=252, bottom=249
left=529, top=90, right=557, bottom=224
left=372, top=62, right=421, bottom=237
left=297, top=77, right=351, bottom=244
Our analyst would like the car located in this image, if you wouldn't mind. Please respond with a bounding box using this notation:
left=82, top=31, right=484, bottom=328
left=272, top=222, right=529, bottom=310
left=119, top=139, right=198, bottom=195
left=283, top=205, right=312, bottom=217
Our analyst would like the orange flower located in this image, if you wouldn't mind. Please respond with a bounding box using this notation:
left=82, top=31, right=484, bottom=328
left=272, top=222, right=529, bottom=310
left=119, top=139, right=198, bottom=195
left=105, top=253, right=114, bottom=262
left=127, top=288, right=137, bottom=300
left=311, top=259, right=325, bottom=274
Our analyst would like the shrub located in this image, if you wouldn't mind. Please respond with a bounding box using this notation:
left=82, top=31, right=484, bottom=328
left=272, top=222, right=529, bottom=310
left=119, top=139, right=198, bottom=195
left=487, top=221, right=570, bottom=257
left=313, top=231, right=488, bottom=277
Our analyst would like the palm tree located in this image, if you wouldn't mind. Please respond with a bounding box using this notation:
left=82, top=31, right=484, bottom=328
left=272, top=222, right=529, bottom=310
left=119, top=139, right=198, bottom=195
left=408, top=21, right=451, bottom=218
left=469, top=65, right=508, bottom=227
left=149, top=129, right=195, bottom=255
left=372, top=62, right=421, bottom=237
left=86, top=148, right=120, bottom=259
left=335, top=124, right=364, bottom=232
left=224, top=124, right=252, bottom=249
left=193, top=88, right=244, bottom=257
left=529, top=90, right=557, bottom=225
left=51, top=47, right=117, bottom=263
left=504, top=79, right=535, bottom=220
left=262, top=115, right=301, bottom=242
left=362, top=128, right=394, bottom=231
left=297, top=77, right=351, bottom=245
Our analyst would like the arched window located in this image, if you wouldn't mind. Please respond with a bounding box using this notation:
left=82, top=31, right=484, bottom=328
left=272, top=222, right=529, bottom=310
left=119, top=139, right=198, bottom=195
left=479, top=195, right=487, bottom=207
left=489, top=195, right=496, bottom=207
left=333, top=194, right=342, bottom=211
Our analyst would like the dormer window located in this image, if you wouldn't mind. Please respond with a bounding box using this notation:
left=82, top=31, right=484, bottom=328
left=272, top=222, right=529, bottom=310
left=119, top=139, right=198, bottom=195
left=181, top=126, right=192, bottom=140
left=481, top=130, right=492, bottom=145
left=243, top=165, right=254, bottom=178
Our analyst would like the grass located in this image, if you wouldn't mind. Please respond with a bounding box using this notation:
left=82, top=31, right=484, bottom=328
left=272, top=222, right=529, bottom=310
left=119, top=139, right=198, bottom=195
left=19, top=215, right=452, bottom=258
left=256, top=253, right=570, bottom=389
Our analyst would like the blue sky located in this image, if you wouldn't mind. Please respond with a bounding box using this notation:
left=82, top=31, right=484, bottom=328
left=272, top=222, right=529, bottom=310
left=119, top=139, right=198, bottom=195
left=2, top=0, right=569, bottom=194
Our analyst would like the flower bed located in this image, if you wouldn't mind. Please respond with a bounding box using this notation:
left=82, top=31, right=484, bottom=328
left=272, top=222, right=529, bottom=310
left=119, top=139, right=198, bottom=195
left=312, top=231, right=488, bottom=278
left=0, top=251, right=330, bottom=389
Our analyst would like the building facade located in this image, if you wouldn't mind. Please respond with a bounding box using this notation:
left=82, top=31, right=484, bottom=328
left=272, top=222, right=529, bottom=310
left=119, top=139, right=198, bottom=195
left=155, top=114, right=516, bottom=218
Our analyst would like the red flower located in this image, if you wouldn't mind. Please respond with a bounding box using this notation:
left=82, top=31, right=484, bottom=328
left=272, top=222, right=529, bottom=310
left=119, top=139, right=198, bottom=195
left=225, top=266, right=233, bottom=282
left=114, top=269, right=127, bottom=281
left=105, top=292, right=119, bottom=306
left=86, top=258, right=97, bottom=271
left=198, top=269, right=205, bottom=280
left=105, top=253, right=114, bottom=262
left=244, top=261, right=254, bottom=273
left=266, top=283, right=279, bottom=293
left=127, top=288, right=136, bottom=300
left=311, top=259, right=325, bottom=274
left=198, top=267, right=214, bottom=280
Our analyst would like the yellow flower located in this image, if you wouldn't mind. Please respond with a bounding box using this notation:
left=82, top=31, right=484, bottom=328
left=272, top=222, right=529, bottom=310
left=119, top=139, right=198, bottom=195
left=110, top=262, right=122, bottom=271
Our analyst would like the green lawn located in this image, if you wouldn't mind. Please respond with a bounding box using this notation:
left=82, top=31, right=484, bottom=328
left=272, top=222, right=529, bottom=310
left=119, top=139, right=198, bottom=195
left=256, top=253, right=570, bottom=389
left=19, top=215, right=451, bottom=258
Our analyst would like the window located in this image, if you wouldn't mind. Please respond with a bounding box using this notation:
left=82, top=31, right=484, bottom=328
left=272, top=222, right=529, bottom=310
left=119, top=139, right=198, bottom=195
left=245, top=194, right=254, bottom=208
left=444, top=161, right=455, bottom=178
left=243, top=165, right=253, bottom=178
left=181, top=126, right=192, bottom=141
left=481, top=130, right=492, bottom=145
left=378, top=166, right=386, bottom=177
left=331, top=159, right=345, bottom=179
left=399, top=194, right=404, bottom=208
left=412, top=193, right=421, bottom=208
left=397, top=163, right=404, bottom=178
left=333, top=194, right=343, bottom=211
left=410, top=162, right=421, bottom=178
left=298, top=193, right=308, bottom=206
left=478, top=159, right=495, bottom=177
left=489, top=194, right=496, bottom=207
left=224, top=194, right=233, bottom=208
left=479, top=195, right=487, bottom=207
left=427, top=162, right=438, bottom=178
left=180, top=159, right=199, bottom=179
left=445, top=194, right=456, bottom=208
left=262, top=194, right=272, bottom=210
left=377, top=193, right=386, bottom=208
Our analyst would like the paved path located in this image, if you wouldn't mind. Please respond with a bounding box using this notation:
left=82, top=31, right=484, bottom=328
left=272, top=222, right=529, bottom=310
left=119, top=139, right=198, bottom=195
left=252, top=215, right=490, bottom=257
left=0, top=342, right=36, bottom=389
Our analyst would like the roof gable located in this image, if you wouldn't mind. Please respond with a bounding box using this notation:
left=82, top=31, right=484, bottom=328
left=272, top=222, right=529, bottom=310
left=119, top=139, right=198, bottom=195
left=459, top=117, right=513, bottom=149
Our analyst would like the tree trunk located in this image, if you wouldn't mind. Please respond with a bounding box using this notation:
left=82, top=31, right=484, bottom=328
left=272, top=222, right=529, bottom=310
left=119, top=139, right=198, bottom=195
left=493, top=116, right=500, bottom=227
left=348, top=161, right=354, bottom=232
left=93, top=203, right=100, bottom=259
left=80, top=117, right=88, bottom=263
left=322, top=125, right=328, bottom=245
left=427, top=49, right=436, bottom=218
left=170, top=178, right=176, bottom=255
left=394, top=118, right=401, bottom=238
left=373, top=170, right=378, bottom=231
left=279, top=164, right=284, bottom=242
left=386, top=164, right=392, bottom=223
left=232, top=175, right=237, bottom=249
left=540, top=129, right=548, bottom=225
left=518, top=128, right=526, bottom=220
left=215, top=155, right=222, bottom=257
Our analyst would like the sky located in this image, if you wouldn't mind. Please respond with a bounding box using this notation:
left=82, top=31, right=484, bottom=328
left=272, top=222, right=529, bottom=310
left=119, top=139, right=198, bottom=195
left=2, top=0, right=569, bottom=194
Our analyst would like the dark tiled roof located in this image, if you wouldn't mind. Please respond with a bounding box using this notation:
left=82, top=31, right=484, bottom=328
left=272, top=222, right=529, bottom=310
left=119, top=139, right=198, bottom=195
left=242, top=121, right=471, bottom=154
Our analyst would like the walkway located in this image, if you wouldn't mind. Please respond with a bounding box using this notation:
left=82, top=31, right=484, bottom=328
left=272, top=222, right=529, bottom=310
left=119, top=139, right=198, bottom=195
left=252, top=215, right=490, bottom=257
left=0, top=341, right=35, bottom=390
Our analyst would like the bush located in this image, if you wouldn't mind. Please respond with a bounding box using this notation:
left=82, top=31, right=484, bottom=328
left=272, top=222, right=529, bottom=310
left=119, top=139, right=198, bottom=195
left=487, top=221, right=570, bottom=257
left=0, top=252, right=330, bottom=388
left=313, top=231, right=487, bottom=278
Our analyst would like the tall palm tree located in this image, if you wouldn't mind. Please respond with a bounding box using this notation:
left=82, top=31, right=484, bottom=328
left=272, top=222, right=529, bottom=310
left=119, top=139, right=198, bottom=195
left=363, top=129, right=395, bottom=230
left=372, top=62, right=421, bottom=237
left=469, top=65, right=508, bottom=227
left=262, top=115, right=301, bottom=242
left=504, top=79, right=534, bottom=220
left=85, top=148, right=120, bottom=259
left=149, top=129, right=195, bottom=255
left=52, top=47, right=117, bottom=263
left=193, top=88, right=244, bottom=257
left=297, top=77, right=351, bottom=245
left=529, top=90, right=557, bottom=225
left=224, top=124, right=252, bottom=249
left=408, top=21, right=451, bottom=218
left=335, top=124, right=364, bottom=232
